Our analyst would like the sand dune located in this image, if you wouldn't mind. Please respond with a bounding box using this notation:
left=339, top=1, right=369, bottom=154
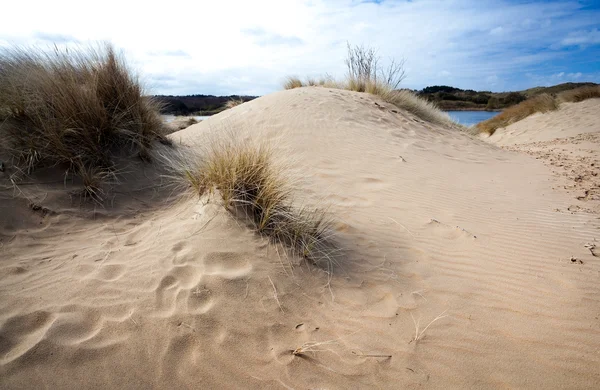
left=1, top=87, right=599, bottom=389
left=488, top=98, right=600, bottom=214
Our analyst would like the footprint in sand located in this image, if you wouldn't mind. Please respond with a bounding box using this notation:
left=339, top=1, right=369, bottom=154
left=94, top=264, right=127, bottom=281
left=0, top=310, right=54, bottom=364
left=202, top=251, right=252, bottom=279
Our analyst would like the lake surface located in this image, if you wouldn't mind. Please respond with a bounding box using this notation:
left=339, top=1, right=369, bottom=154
left=162, top=115, right=211, bottom=123
left=446, top=111, right=498, bottom=127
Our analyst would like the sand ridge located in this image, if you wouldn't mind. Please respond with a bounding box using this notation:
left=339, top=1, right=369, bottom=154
left=1, top=87, right=599, bottom=389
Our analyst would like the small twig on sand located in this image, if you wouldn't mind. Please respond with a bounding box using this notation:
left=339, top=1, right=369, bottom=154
left=353, top=351, right=392, bottom=358
left=410, top=310, right=448, bottom=343
left=178, top=322, right=195, bottom=330
left=584, top=242, right=598, bottom=257
left=411, top=290, right=427, bottom=301
left=388, top=217, right=414, bottom=238
left=456, top=225, right=477, bottom=239
left=293, top=330, right=361, bottom=357
left=268, top=276, right=284, bottom=313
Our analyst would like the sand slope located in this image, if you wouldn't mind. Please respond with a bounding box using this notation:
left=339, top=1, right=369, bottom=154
left=488, top=98, right=600, bottom=214
left=1, top=87, right=599, bottom=389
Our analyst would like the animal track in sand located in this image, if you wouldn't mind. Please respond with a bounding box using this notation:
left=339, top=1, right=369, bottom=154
left=202, top=251, right=252, bottom=279
left=94, top=264, right=127, bottom=281
left=171, top=242, right=186, bottom=253
left=187, top=284, right=215, bottom=314
left=168, top=265, right=201, bottom=288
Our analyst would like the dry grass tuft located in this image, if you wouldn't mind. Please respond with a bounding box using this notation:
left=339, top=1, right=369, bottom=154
left=0, top=42, right=168, bottom=200
left=385, top=90, right=457, bottom=128
left=283, top=76, right=304, bottom=90
left=557, top=85, right=600, bottom=103
left=225, top=98, right=245, bottom=109
left=167, top=138, right=336, bottom=265
left=476, top=93, right=558, bottom=135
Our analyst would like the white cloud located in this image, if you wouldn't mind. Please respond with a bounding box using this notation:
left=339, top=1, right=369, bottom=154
left=490, top=27, right=504, bottom=35
left=561, top=28, right=600, bottom=46
left=0, top=0, right=598, bottom=94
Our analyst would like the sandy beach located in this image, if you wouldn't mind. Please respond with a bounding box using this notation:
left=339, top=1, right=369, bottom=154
left=1, top=87, right=599, bottom=388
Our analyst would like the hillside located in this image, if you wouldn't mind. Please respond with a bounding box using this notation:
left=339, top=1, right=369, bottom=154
left=418, top=82, right=598, bottom=111
left=2, top=87, right=598, bottom=389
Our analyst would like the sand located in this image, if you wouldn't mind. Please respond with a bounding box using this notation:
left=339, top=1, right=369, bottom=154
left=488, top=98, right=600, bottom=214
left=1, top=87, right=599, bottom=389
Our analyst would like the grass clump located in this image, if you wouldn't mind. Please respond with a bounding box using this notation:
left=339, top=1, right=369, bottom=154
left=385, top=90, right=456, bottom=127
left=557, top=85, right=600, bottom=103
left=177, top=139, right=335, bottom=265
left=476, top=94, right=559, bottom=135
left=225, top=98, right=245, bottom=109
left=283, top=76, right=304, bottom=90
left=0, top=43, right=168, bottom=199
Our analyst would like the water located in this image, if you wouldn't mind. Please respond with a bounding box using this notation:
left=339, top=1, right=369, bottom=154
left=162, top=115, right=210, bottom=123
left=446, top=111, right=498, bottom=127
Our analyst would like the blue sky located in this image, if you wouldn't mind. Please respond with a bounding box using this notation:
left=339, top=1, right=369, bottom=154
left=1, top=0, right=599, bottom=95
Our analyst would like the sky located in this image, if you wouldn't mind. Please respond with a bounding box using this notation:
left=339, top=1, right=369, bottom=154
left=1, top=0, right=599, bottom=96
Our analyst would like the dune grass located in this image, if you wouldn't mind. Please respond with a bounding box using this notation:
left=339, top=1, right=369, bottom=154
left=168, top=138, right=336, bottom=265
left=225, top=98, right=245, bottom=109
left=557, top=85, right=600, bottom=103
left=282, top=44, right=457, bottom=128
left=283, top=76, right=304, bottom=90
left=0, top=43, right=167, bottom=200
left=475, top=85, right=600, bottom=135
left=476, top=94, right=559, bottom=135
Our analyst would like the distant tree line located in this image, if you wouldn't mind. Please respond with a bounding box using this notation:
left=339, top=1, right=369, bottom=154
left=416, top=82, right=597, bottom=111
left=155, top=94, right=257, bottom=115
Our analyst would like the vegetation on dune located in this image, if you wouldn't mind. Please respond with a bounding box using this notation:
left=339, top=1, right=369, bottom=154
left=0, top=43, right=168, bottom=200
left=557, top=85, right=600, bottom=103
left=418, top=82, right=597, bottom=111
left=476, top=94, right=559, bottom=135
left=283, top=43, right=458, bottom=128
left=283, top=76, right=304, bottom=90
left=167, top=139, right=336, bottom=266
left=476, top=84, right=600, bottom=135
left=225, top=98, right=245, bottom=109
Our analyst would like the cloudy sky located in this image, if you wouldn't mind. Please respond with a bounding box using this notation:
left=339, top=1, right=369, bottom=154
left=1, top=0, right=599, bottom=95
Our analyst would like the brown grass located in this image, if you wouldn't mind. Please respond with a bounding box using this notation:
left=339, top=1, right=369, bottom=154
left=0, top=42, right=168, bottom=199
left=476, top=94, right=559, bottom=135
left=557, top=85, right=600, bottom=103
left=225, top=98, right=245, bottom=109
left=168, top=138, right=336, bottom=266
left=385, top=90, right=457, bottom=128
left=283, top=76, right=304, bottom=90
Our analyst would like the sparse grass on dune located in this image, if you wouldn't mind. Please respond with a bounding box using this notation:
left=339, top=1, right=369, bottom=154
left=225, top=98, right=245, bottom=109
left=385, top=90, right=456, bottom=128
left=282, top=44, right=458, bottom=128
left=166, top=138, right=337, bottom=266
left=0, top=42, right=168, bottom=200
left=474, top=85, right=600, bottom=135
left=283, top=76, right=304, bottom=90
left=557, top=85, right=600, bottom=103
left=476, top=94, right=559, bottom=135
